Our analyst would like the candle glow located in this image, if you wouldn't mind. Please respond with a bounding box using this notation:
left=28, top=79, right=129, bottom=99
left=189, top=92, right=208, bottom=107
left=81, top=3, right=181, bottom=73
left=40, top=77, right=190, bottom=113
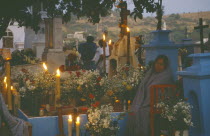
left=103, top=34, right=106, bottom=41
left=43, top=63, right=48, bottom=71
left=56, top=69, right=60, bottom=77
left=127, top=27, right=130, bottom=32
left=69, top=115, right=72, bottom=122
left=109, top=40, right=112, bottom=45
left=76, top=117, right=80, bottom=123
left=115, top=100, right=120, bottom=103
left=4, top=77, right=7, bottom=83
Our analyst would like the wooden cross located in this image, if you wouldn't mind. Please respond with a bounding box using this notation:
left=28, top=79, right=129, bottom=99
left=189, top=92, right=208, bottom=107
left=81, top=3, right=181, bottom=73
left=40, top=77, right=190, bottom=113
left=118, top=0, right=130, bottom=38
left=194, top=18, right=209, bottom=53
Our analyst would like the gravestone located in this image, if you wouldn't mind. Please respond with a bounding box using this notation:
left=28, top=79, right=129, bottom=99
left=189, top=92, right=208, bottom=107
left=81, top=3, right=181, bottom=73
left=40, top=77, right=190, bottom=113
left=178, top=53, right=210, bottom=136
left=32, top=21, right=45, bottom=59
left=109, top=35, right=138, bottom=77
left=45, top=17, right=65, bottom=73
left=142, top=30, right=180, bottom=80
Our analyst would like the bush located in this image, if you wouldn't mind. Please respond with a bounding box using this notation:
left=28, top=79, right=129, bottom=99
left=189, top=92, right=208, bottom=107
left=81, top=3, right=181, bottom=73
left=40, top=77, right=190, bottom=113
left=11, top=48, right=39, bottom=66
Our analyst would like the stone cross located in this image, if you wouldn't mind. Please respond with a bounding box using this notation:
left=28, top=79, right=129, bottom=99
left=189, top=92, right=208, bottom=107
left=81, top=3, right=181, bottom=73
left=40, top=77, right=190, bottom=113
left=194, top=18, right=209, bottom=53
left=118, top=0, right=130, bottom=38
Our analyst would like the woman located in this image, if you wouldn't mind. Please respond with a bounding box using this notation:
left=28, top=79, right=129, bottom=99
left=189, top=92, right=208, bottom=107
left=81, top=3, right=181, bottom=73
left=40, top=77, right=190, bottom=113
left=126, top=55, right=174, bottom=136
left=0, top=93, right=29, bottom=136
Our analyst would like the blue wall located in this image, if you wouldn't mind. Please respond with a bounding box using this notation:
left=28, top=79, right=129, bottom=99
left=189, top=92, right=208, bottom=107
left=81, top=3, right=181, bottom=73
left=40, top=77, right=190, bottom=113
left=18, top=110, right=128, bottom=136
left=178, top=53, right=210, bottom=136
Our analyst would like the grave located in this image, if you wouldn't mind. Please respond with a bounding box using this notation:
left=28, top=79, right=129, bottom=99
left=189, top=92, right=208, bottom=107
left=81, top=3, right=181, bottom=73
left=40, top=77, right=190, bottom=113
left=18, top=109, right=127, bottom=136
left=42, top=17, right=65, bottom=73
left=178, top=53, right=210, bottom=136
left=142, top=30, right=180, bottom=80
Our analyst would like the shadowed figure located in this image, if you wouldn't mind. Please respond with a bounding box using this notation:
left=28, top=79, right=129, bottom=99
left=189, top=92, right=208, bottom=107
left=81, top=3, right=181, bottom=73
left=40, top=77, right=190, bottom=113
left=0, top=93, right=29, bottom=136
left=126, top=55, right=174, bottom=136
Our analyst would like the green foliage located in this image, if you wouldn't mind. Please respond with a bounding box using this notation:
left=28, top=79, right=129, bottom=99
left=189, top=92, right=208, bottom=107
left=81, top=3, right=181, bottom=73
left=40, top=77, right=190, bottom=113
left=0, top=0, right=159, bottom=38
left=10, top=49, right=39, bottom=66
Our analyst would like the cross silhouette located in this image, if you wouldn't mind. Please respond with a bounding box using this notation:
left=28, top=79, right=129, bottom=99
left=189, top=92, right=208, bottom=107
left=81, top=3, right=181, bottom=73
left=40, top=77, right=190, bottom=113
left=118, top=0, right=130, bottom=38
left=194, top=18, right=209, bottom=53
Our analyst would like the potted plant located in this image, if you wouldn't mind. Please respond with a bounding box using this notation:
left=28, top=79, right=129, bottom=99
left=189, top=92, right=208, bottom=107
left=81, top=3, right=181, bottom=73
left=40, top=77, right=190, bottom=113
left=156, top=98, right=193, bottom=136
left=85, top=104, right=121, bottom=136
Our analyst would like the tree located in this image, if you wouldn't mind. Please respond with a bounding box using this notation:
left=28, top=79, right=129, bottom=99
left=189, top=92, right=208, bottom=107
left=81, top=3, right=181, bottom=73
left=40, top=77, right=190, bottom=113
left=0, top=0, right=158, bottom=38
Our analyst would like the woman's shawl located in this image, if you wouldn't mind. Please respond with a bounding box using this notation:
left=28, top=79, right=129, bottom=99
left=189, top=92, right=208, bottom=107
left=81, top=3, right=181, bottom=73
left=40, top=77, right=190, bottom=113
left=126, top=67, right=174, bottom=136
left=0, top=94, right=29, bottom=136
left=131, top=67, right=174, bottom=112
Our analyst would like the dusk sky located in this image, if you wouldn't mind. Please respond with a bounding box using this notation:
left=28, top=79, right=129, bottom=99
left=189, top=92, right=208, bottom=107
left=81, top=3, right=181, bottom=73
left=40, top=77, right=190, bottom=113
left=127, top=0, right=210, bottom=16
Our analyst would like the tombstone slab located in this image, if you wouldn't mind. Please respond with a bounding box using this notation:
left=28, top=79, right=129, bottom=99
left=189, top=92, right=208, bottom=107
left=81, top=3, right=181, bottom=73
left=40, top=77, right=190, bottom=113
left=178, top=53, right=210, bottom=136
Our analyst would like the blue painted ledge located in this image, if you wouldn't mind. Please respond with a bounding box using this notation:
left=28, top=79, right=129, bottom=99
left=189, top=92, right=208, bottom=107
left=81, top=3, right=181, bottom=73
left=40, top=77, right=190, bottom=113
left=18, top=109, right=128, bottom=136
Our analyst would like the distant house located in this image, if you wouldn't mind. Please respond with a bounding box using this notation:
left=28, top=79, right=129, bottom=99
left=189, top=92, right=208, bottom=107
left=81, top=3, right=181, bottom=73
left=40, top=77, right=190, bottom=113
left=0, top=22, right=25, bottom=51
left=67, top=31, right=86, bottom=42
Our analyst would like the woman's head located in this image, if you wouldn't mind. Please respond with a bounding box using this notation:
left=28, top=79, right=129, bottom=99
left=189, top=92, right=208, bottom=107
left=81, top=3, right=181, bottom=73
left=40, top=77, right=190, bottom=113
left=153, top=55, right=169, bottom=73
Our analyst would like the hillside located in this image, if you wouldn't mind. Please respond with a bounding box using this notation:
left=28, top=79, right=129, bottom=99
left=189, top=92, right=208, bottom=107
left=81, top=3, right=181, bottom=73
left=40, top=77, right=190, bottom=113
left=62, top=11, right=210, bottom=44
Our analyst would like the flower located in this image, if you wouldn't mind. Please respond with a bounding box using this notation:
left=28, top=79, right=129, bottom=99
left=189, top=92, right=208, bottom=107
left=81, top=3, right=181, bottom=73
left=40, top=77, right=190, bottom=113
left=107, top=90, right=114, bottom=96
left=86, top=105, right=120, bottom=135
left=126, top=85, right=133, bottom=91
left=80, top=98, right=86, bottom=101
left=76, top=71, right=81, bottom=77
left=81, top=107, right=88, bottom=112
left=97, top=76, right=102, bottom=81
left=77, top=86, right=82, bottom=91
left=122, top=81, right=127, bottom=86
left=89, top=94, right=95, bottom=99
left=92, top=101, right=100, bottom=107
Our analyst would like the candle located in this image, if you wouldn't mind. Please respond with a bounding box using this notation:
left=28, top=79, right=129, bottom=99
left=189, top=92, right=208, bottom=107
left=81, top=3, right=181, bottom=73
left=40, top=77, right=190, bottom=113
left=55, top=69, right=61, bottom=106
left=3, top=77, right=7, bottom=92
left=43, top=62, right=48, bottom=71
left=127, top=100, right=131, bottom=110
left=68, top=115, right=73, bottom=136
left=5, top=61, right=12, bottom=110
left=76, top=116, right=80, bottom=136
left=102, top=34, right=106, bottom=74
left=108, top=39, right=112, bottom=45
left=103, top=34, right=106, bottom=41
left=127, top=27, right=130, bottom=65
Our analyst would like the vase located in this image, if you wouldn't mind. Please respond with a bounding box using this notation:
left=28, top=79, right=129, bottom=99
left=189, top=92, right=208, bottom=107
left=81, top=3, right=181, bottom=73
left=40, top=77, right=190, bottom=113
left=174, top=130, right=189, bottom=136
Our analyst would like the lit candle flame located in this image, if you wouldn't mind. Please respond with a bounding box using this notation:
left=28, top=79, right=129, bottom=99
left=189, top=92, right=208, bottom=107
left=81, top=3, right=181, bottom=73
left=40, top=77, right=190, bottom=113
left=11, top=86, right=14, bottom=90
left=103, top=34, right=106, bottom=41
left=127, top=27, right=130, bottom=32
left=4, top=77, right=7, bottom=83
left=69, top=115, right=72, bottom=121
left=76, top=117, right=80, bottom=123
left=115, top=100, right=120, bottom=103
left=109, top=40, right=112, bottom=45
left=43, top=63, right=48, bottom=71
left=56, top=69, right=60, bottom=77
left=5, top=84, right=7, bottom=89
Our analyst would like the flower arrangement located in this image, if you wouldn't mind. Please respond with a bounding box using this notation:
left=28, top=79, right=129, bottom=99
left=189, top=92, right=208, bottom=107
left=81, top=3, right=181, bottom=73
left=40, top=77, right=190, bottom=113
left=85, top=104, right=120, bottom=136
left=65, top=48, right=81, bottom=71
left=156, top=98, right=193, bottom=130
left=61, top=70, right=104, bottom=106
left=13, top=68, right=55, bottom=115
left=103, top=65, right=145, bottom=101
